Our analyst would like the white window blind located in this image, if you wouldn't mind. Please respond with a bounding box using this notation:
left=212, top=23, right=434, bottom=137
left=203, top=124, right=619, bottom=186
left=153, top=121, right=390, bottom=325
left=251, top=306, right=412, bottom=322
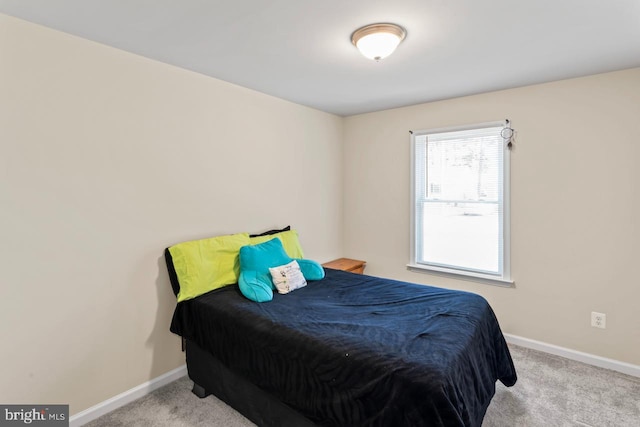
left=410, top=122, right=511, bottom=284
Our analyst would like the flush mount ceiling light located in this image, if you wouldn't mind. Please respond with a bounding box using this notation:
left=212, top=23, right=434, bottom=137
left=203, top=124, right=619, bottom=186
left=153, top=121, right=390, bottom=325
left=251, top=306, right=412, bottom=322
left=351, top=23, right=406, bottom=61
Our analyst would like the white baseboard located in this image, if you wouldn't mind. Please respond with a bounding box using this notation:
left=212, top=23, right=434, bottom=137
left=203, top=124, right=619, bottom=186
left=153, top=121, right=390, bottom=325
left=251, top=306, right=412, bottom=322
left=504, top=333, right=640, bottom=378
left=69, top=364, right=187, bottom=426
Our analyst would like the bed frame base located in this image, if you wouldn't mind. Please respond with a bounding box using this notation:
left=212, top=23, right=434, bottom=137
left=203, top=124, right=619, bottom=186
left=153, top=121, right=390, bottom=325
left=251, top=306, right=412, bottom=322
left=186, top=339, right=316, bottom=427
left=191, top=382, right=210, bottom=399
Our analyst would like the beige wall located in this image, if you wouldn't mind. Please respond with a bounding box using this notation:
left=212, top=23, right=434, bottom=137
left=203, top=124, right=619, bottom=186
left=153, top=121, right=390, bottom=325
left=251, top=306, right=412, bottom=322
left=0, top=14, right=343, bottom=414
left=343, top=68, right=640, bottom=366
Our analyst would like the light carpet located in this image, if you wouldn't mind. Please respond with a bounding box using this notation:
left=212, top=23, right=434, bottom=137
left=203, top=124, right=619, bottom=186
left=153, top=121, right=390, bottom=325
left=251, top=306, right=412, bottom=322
left=85, top=345, right=640, bottom=426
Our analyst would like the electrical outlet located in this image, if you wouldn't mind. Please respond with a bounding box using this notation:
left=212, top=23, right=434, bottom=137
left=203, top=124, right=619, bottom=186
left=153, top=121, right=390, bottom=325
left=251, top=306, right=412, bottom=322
left=591, top=312, right=606, bottom=329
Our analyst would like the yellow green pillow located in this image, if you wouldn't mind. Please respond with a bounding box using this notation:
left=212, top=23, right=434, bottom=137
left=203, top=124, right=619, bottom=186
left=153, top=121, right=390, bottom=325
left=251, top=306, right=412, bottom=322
left=249, top=229, right=304, bottom=258
left=169, top=232, right=250, bottom=302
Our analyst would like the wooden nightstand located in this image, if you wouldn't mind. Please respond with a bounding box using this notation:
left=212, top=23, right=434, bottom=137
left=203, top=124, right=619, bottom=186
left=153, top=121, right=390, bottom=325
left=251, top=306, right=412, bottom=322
left=322, top=258, right=366, bottom=274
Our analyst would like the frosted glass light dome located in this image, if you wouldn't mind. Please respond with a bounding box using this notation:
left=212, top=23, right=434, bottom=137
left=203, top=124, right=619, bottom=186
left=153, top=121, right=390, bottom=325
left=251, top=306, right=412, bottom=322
left=351, top=23, right=406, bottom=61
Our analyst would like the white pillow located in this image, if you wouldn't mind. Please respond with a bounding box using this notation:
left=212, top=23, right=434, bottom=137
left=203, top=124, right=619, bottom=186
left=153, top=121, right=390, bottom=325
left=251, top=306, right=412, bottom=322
left=269, top=260, right=307, bottom=294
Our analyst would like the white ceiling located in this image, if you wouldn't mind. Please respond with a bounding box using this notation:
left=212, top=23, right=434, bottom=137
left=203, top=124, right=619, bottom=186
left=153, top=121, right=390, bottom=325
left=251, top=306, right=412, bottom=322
left=2, top=0, right=639, bottom=116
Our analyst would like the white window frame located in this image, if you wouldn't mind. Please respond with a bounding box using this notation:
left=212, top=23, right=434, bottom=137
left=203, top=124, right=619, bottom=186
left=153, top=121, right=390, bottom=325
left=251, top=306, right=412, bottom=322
left=408, top=121, right=513, bottom=286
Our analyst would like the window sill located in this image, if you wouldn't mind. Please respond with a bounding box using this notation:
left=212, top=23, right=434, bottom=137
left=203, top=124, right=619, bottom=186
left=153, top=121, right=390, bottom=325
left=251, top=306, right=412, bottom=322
left=406, top=263, right=514, bottom=287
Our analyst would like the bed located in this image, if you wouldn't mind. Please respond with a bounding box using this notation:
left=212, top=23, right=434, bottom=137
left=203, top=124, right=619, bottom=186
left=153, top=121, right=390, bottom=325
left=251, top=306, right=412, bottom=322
left=168, top=263, right=517, bottom=427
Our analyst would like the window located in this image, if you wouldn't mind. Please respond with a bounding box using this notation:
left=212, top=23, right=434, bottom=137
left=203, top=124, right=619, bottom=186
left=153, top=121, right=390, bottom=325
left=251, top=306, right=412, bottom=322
left=410, top=121, right=511, bottom=284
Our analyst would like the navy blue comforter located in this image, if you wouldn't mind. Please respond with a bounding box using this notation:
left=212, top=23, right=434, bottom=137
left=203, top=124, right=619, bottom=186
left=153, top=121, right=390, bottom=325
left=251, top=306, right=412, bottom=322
left=171, top=268, right=516, bottom=426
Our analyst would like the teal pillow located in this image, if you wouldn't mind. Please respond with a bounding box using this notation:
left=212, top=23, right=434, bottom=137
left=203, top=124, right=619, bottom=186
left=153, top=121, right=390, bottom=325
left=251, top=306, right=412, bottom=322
left=297, top=258, right=325, bottom=281
left=239, top=239, right=291, bottom=302
left=238, top=238, right=325, bottom=302
left=238, top=270, right=273, bottom=303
